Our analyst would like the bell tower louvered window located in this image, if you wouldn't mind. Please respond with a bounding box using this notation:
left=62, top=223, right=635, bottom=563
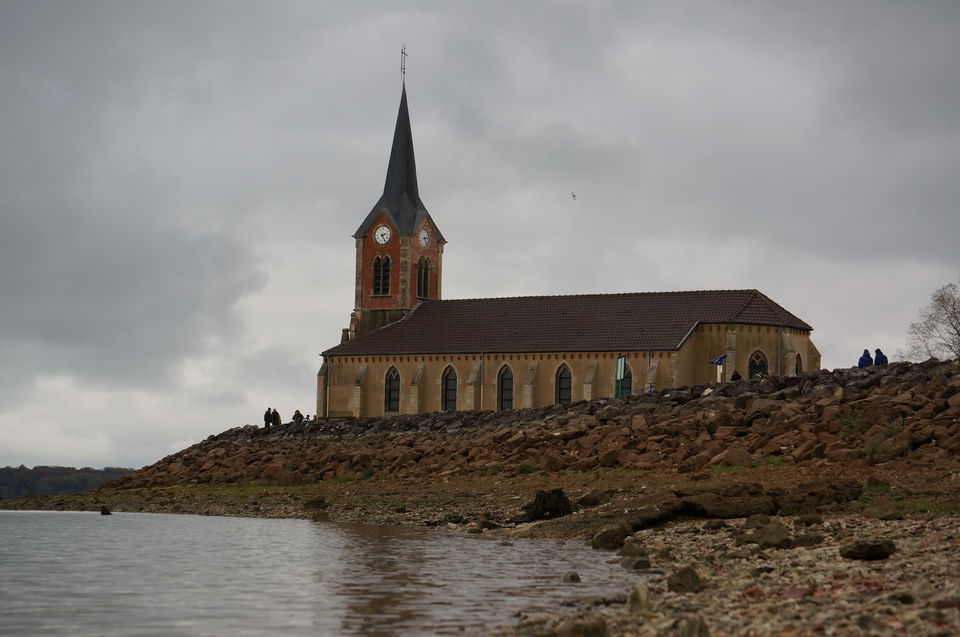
left=372, top=256, right=391, bottom=296
left=416, top=257, right=430, bottom=299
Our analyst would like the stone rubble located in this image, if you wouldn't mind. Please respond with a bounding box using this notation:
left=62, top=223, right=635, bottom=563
left=503, top=515, right=960, bottom=637
left=103, top=359, right=960, bottom=490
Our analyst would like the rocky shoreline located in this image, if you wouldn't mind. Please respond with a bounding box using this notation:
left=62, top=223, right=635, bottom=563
left=7, top=484, right=958, bottom=636
left=500, top=513, right=960, bottom=636
left=3, top=359, right=959, bottom=635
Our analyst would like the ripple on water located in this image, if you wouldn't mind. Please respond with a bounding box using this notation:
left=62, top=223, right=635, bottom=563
left=0, top=511, right=636, bottom=636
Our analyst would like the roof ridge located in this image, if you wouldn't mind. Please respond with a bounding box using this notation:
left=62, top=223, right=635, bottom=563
left=434, top=289, right=761, bottom=303
left=324, top=288, right=812, bottom=357
left=729, top=289, right=761, bottom=321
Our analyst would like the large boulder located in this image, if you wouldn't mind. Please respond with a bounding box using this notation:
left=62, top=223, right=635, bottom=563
left=538, top=453, right=566, bottom=472
left=738, top=520, right=794, bottom=549
left=667, top=566, right=705, bottom=593
left=862, top=500, right=903, bottom=520
left=555, top=615, right=608, bottom=637
left=591, top=523, right=631, bottom=550
left=708, top=447, right=753, bottom=468
left=840, top=539, right=897, bottom=560
left=598, top=449, right=620, bottom=467
left=521, top=488, right=573, bottom=521
left=627, top=584, right=656, bottom=613
left=679, top=492, right=777, bottom=518
left=577, top=488, right=613, bottom=508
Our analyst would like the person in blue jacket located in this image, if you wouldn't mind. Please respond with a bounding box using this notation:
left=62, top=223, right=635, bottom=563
left=874, top=348, right=888, bottom=366
left=858, top=349, right=873, bottom=368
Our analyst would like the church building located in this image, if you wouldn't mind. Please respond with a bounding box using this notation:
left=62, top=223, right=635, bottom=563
left=317, top=83, right=820, bottom=418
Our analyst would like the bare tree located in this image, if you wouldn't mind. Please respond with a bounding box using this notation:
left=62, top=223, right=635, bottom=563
left=901, top=275, right=960, bottom=361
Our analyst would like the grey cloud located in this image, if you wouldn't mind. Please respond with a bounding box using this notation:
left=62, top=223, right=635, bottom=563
left=0, top=200, right=264, bottom=388
left=2, top=1, right=959, bottom=467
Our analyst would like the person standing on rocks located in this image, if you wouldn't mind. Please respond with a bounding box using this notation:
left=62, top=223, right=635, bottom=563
left=858, top=349, right=874, bottom=368
left=263, top=407, right=272, bottom=429
left=874, top=348, right=889, bottom=366
left=271, top=408, right=281, bottom=427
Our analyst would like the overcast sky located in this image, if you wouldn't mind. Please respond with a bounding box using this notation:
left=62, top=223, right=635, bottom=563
left=1, top=1, right=958, bottom=469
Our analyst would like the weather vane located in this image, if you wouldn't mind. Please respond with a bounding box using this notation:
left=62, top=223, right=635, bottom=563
left=401, top=44, right=407, bottom=82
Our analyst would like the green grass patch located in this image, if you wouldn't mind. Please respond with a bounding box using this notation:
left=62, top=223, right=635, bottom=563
left=863, top=418, right=907, bottom=464
left=604, top=468, right=646, bottom=477
left=202, top=482, right=279, bottom=496
left=710, top=463, right=745, bottom=475
left=898, top=497, right=960, bottom=515
left=758, top=456, right=790, bottom=467
left=840, top=408, right=865, bottom=440
left=858, top=483, right=892, bottom=505
left=515, top=462, right=535, bottom=475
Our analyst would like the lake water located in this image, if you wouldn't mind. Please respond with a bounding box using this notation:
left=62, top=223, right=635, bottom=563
left=0, top=511, right=636, bottom=636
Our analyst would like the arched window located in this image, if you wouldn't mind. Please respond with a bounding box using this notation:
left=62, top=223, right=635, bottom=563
left=372, top=256, right=391, bottom=296
left=748, top=350, right=768, bottom=379
left=416, top=257, right=430, bottom=299
left=556, top=364, right=572, bottom=405
left=441, top=366, right=457, bottom=411
left=619, top=364, right=632, bottom=398
left=384, top=367, right=400, bottom=412
left=497, top=366, right=513, bottom=411
left=795, top=353, right=803, bottom=376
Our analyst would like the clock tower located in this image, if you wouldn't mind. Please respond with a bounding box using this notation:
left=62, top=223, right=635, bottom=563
left=347, top=83, right=445, bottom=340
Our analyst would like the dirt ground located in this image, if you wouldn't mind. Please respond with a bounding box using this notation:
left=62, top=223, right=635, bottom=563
left=5, top=457, right=958, bottom=539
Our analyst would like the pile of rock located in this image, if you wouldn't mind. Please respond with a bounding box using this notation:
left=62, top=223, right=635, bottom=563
left=106, top=359, right=960, bottom=490
left=504, top=514, right=959, bottom=636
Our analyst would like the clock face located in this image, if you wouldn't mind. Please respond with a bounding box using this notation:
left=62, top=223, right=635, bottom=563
left=418, top=229, right=429, bottom=247
left=374, top=224, right=392, bottom=245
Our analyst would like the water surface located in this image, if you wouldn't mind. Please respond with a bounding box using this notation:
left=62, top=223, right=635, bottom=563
left=0, top=511, right=635, bottom=636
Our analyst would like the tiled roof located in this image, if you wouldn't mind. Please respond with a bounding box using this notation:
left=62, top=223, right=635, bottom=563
left=322, top=290, right=812, bottom=357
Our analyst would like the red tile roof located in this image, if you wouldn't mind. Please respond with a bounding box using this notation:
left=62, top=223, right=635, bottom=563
left=322, top=290, right=812, bottom=357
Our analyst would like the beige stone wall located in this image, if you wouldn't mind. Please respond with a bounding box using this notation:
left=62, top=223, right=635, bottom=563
left=679, top=324, right=820, bottom=384
left=320, top=325, right=820, bottom=417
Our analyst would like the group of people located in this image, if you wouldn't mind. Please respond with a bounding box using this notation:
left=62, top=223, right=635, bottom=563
left=262, top=407, right=307, bottom=428
left=858, top=348, right=889, bottom=368
left=263, top=407, right=281, bottom=428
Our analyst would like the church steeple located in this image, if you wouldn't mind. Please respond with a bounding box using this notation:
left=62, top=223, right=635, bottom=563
left=347, top=80, right=446, bottom=341
left=383, top=84, right=420, bottom=207
left=355, top=84, right=442, bottom=240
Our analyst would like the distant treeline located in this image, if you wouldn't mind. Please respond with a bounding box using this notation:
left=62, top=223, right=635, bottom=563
left=0, top=465, right=135, bottom=499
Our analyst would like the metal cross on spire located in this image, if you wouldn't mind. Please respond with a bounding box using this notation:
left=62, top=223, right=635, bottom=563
left=401, top=44, right=407, bottom=82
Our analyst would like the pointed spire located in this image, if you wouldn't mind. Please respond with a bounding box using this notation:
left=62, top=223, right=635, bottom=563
left=382, top=83, right=420, bottom=205
left=355, top=83, right=436, bottom=238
